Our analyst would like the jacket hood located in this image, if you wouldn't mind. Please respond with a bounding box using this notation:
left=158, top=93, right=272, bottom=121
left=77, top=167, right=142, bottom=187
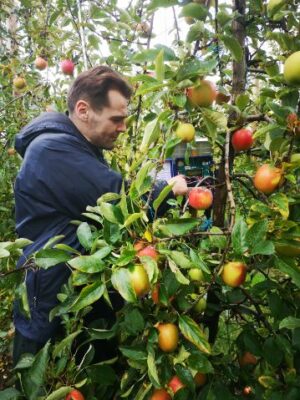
left=15, top=112, right=80, bottom=157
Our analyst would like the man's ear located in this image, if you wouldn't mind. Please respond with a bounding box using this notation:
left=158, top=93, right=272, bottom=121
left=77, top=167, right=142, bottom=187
left=74, top=100, right=89, bottom=121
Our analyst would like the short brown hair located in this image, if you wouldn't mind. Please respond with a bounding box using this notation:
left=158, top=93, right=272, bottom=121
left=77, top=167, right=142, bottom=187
left=67, top=66, right=132, bottom=113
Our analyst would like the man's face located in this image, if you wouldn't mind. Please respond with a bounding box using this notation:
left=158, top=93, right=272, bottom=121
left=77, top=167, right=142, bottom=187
left=85, top=90, right=128, bottom=149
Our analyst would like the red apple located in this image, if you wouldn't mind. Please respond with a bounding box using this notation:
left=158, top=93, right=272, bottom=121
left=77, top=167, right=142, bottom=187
left=34, top=56, right=48, bottom=70
left=7, top=148, right=16, bottom=156
left=168, top=375, right=185, bottom=394
left=157, top=323, right=179, bottom=352
left=216, top=92, right=230, bottom=105
left=137, top=245, right=159, bottom=261
left=238, top=351, right=258, bottom=367
left=129, top=264, right=150, bottom=297
left=61, top=59, right=75, bottom=75
left=150, top=388, right=171, bottom=400
left=188, top=187, right=213, bottom=210
left=194, top=372, right=207, bottom=387
left=222, top=261, right=247, bottom=287
left=231, top=128, right=254, bottom=152
left=243, top=386, right=253, bottom=395
left=187, top=80, right=217, bottom=107
left=152, top=284, right=160, bottom=304
left=66, top=389, right=85, bottom=400
left=253, top=164, right=282, bottom=194
left=133, top=240, right=146, bottom=252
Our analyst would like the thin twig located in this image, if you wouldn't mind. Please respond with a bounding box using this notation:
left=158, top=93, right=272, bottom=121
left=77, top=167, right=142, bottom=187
left=225, top=129, right=236, bottom=231
left=172, top=6, right=180, bottom=43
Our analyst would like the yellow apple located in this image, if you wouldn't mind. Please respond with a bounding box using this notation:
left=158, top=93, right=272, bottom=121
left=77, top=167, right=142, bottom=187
left=13, top=76, right=26, bottom=90
left=175, top=122, right=195, bottom=142
left=129, top=264, right=150, bottom=297
left=222, top=261, right=247, bottom=287
left=157, top=323, right=179, bottom=352
left=284, top=52, right=300, bottom=86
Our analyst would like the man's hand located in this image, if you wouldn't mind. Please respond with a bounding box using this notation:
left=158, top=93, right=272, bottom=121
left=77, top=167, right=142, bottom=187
left=168, top=175, right=188, bottom=197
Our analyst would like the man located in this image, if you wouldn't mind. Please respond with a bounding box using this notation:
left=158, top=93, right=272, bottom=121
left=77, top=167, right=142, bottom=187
left=13, top=66, right=188, bottom=365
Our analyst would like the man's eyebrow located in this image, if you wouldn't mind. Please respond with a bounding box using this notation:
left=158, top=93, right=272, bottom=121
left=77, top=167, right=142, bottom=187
left=110, top=115, right=128, bottom=119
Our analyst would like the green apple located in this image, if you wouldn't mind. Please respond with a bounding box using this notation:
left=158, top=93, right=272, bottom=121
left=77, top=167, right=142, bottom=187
left=284, top=52, right=300, bottom=86
left=188, top=268, right=204, bottom=282
left=193, top=297, right=207, bottom=313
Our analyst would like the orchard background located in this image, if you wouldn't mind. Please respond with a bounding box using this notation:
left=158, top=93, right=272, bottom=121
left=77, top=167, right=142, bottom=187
left=1, top=0, right=300, bottom=399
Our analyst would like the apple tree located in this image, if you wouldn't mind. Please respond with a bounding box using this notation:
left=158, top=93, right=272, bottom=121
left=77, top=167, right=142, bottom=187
left=0, top=0, right=300, bottom=399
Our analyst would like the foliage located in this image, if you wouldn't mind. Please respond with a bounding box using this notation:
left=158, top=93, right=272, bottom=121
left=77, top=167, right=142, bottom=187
left=0, top=0, right=300, bottom=399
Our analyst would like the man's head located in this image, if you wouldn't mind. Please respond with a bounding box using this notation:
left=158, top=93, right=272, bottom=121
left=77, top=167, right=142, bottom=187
left=68, top=66, right=132, bottom=149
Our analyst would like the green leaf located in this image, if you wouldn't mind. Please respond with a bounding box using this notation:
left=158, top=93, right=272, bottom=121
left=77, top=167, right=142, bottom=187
left=236, top=93, right=249, bottom=111
left=155, top=49, right=165, bottom=82
left=13, top=238, right=33, bottom=248
left=140, top=118, right=160, bottom=152
left=187, top=21, right=205, bottom=43
left=179, top=315, right=211, bottom=354
left=0, top=248, right=10, bottom=258
left=270, top=193, right=289, bottom=219
left=180, top=3, right=208, bottom=21
left=158, top=218, right=199, bottom=236
left=202, top=109, right=228, bottom=130
left=147, top=345, right=160, bottom=387
left=153, top=184, right=173, bottom=211
left=98, top=192, right=121, bottom=203
left=54, top=244, right=81, bottom=255
left=176, top=58, right=217, bottom=81
left=220, top=34, right=243, bottom=62
left=70, top=281, right=105, bottom=312
left=44, top=387, right=73, bottom=400
left=35, top=248, right=71, bottom=269
left=232, top=217, right=248, bottom=256
left=250, top=240, right=275, bottom=256
left=111, top=268, right=136, bottom=302
left=17, top=281, right=31, bottom=319
left=168, top=259, right=190, bottom=285
left=0, top=388, right=22, bottom=400
left=99, top=202, right=123, bottom=224
left=276, top=258, right=300, bottom=289
left=148, top=0, right=177, bottom=10
left=245, top=220, right=268, bottom=250
left=188, top=353, right=214, bottom=373
left=124, top=213, right=144, bottom=228
left=68, top=247, right=111, bottom=273
left=21, top=342, right=50, bottom=400
left=124, top=309, right=145, bottom=335
left=135, top=161, right=155, bottom=194
left=119, top=345, right=147, bottom=361
left=168, top=251, right=193, bottom=269
left=140, top=256, right=159, bottom=284
left=53, top=330, right=81, bottom=358
left=77, top=222, right=93, bottom=250
left=279, top=317, right=300, bottom=330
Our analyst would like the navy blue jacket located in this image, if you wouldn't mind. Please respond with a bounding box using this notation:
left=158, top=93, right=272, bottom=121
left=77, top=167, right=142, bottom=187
left=14, top=112, right=169, bottom=343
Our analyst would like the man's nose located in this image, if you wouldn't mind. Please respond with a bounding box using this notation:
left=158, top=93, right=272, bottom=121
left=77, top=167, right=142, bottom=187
left=117, top=121, right=126, bottom=132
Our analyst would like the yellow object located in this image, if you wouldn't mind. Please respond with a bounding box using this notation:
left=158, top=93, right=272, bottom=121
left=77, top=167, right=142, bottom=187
left=284, top=52, right=300, bottom=86
left=176, top=123, right=195, bottom=142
